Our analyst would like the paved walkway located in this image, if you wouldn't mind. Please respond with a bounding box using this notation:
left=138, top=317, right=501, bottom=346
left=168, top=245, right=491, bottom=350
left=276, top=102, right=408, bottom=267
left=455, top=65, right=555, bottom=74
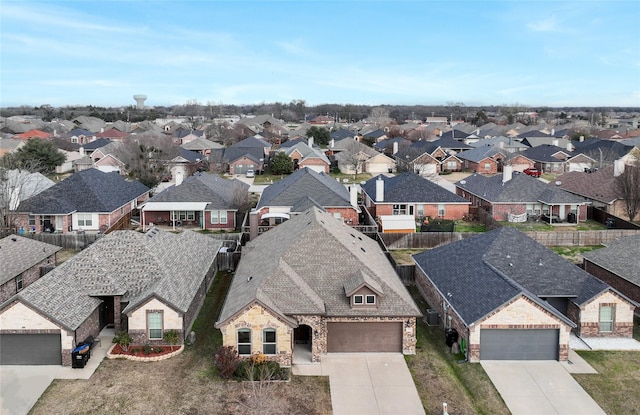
left=0, top=331, right=113, bottom=415
left=293, top=353, right=425, bottom=415
left=481, top=360, right=606, bottom=415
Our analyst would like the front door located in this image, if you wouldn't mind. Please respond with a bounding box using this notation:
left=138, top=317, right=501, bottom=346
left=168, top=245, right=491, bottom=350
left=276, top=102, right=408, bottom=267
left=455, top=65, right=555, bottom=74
left=99, top=296, right=115, bottom=329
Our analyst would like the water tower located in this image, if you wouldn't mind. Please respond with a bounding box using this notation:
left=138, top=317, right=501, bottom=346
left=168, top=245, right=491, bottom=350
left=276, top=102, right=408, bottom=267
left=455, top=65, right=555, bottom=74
left=133, top=94, right=147, bottom=109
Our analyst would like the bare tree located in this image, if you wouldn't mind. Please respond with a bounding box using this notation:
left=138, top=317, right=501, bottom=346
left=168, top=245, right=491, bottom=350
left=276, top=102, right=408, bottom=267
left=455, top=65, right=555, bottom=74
left=368, top=107, right=391, bottom=127
left=347, top=152, right=368, bottom=180
left=615, top=163, right=640, bottom=222
left=0, top=159, right=53, bottom=230
left=237, top=359, right=283, bottom=415
left=115, top=133, right=181, bottom=188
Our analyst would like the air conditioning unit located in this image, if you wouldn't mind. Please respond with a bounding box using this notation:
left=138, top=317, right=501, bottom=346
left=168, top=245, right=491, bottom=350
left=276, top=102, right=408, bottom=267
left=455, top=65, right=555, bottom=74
left=425, top=309, right=440, bottom=326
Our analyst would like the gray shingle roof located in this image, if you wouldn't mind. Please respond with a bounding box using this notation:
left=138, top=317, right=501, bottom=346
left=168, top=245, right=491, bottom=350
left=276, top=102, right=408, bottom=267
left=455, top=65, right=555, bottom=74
left=413, top=227, right=612, bottom=326
left=455, top=171, right=585, bottom=204
left=0, top=235, right=62, bottom=285
left=3, top=230, right=221, bottom=330
left=456, top=144, right=506, bottom=163
left=146, top=173, right=248, bottom=210
left=216, top=207, right=421, bottom=326
left=257, top=167, right=353, bottom=209
left=582, top=235, right=640, bottom=287
left=17, top=168, right=150, bottom=214
left=362, top=172, right=470, bottom=204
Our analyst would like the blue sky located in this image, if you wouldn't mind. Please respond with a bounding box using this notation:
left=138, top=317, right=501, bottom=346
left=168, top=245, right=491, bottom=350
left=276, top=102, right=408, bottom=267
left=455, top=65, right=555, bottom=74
left=1, top=0, right=639, bottom=108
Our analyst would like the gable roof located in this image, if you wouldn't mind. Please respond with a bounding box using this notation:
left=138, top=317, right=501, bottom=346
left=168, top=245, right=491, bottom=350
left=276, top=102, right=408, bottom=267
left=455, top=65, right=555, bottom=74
left=412, top=227, right=617, bottom=326
left=582, top=234, right=640, bottom=287
left=17, top=168, right=150, bottom=215
left=181, top=137, right=224, bottom=151
left=282, top=142, right=330, bottom=164
left=519, top=144, right=576, bottom=162
left=553, top=166, right=623, bottom=204
left=81, top=138, right=112, bottom=151
left=362, top=173, right=470, bottom=204
left=456, top=144, right=506, bottom=163
left=216, top=207, right=421, bottom=326
left=331, top=129, right=356, bottom=140
left=0, top=235, right=62, bottom=285
left=1, top=230, right=221, bottom=330
left=455, top=171, right=585, bottom=204
left=144, top=173, right=248, bottom=210
left=332, top=138, right=378, bottom=156
left=257, top=167, right=353, bottom=210
left=438, top=129, right=470, bottom=140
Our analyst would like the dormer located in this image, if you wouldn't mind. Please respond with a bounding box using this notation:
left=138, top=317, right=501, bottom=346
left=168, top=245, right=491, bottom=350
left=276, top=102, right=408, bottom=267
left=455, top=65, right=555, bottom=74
left=343, top=270, right=384, bottom=308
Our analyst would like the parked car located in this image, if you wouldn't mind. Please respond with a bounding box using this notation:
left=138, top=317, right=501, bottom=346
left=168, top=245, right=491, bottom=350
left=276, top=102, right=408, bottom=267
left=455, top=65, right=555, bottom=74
left=523, top=167, right=542, bottom=178
left=245, top=169, right=255, bottom=178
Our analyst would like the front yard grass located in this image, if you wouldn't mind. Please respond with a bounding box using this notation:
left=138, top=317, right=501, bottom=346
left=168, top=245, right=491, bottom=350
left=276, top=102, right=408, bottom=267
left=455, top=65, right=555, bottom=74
left=30, top=271, right=332, bottom=415
left=548, top=245, right=603, bottom=264
left=406, top=286, right=509, bottom=415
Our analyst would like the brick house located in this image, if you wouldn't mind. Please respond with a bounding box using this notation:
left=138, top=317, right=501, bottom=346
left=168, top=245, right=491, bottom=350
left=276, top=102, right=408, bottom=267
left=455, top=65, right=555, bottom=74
left=0, top=229, right=221, bottom=365
left=582, top=234, right=640, bottom=306
left=0, top=235, right=61, bottom=304
left=141, top=172, right=249, bottom=232
left=280, top=141, right=331, bottom=173
left=519, top=144, right=595, bottom=173
left=223, top=136, right=271, bottom=175
left=413, top=227, right=637, bottom=362
left=249, top=167, right=361, bottom=239
left=455, top=167, right=588, bottom=223
left=456, top=144, right=507, bottom=174
left=216, top=207, right=421, bottom=366
left=14, top=168, right=150, bottom=234
left=332, top=137, right=396, bottom=175
left=361, top=173, right=470, bottom=233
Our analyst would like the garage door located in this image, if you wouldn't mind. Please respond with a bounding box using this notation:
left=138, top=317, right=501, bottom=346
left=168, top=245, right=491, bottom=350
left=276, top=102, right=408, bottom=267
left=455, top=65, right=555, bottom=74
left=0, top=334, right=61, bottom=365
left=327, top=322, right=402, bottom=352
left=480, top=329, right=559, bottom=360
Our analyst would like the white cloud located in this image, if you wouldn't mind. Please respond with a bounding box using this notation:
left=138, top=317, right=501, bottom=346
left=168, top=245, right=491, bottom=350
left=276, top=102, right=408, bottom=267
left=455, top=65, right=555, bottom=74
left=527, top=15, right=560, bottom=32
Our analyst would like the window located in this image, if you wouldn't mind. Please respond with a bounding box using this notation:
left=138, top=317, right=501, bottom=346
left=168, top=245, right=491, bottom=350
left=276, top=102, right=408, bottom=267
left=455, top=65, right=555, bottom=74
left=353, top=295, right=364, bottom=305
left=392, top=204, right=408, bottom=215
left=263, top=329, right=276, bottom=354
left=16, top=274, right=23, bottom=291
left=416, top=204, right=424, bottom=217
left=238, top=329, right=251, bottom=355
left=484, top=163, right=491, bottom=171
left=172, top=211, right=195, bottom=221
left=77, top=213, right=93, bottom=227
left=148, top=312, right=163, bottom=340
left=599, top=305, right=614, bottom=332
left=28, top=215, right=36, bottom=226
left=438, top=204, right=446, bottom=217
left=120, top=207, right=124, bottom=216
left=447, top=161, right=457, bottom=170
left=366, top=295, right=376, bottom=305
left=211, top=211, right=227, bottom=224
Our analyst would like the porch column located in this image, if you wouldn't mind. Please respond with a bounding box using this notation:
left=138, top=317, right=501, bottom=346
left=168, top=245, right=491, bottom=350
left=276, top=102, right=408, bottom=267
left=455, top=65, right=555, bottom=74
left=113, top=295, right=122, bottom=333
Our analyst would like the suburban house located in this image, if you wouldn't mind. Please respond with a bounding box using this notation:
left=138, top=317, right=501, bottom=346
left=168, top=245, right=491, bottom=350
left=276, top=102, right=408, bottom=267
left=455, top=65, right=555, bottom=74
left=181, top=137, right=224, bottom=156
left=141, top=173, right=249, bottom=231
left=216, top=207, right=421, bottom=366
left=0, top=235, right=61, bottom=304
left=0, top=229, right=221, bottom=365
left=14, top=168, right=150, bottom=234
left=413, top=227, right=637, bottom=362
left=468, top=136, right=529, bottom=154
left=223, top=136, right=271, bottom=175
left=582, top=234, right=640, bottom=307
left=0, top=169, right=55, bottom=227
left=455, top=167, right=588, bottom=223
left=248, top=167, right=361, bottom=239
left=519, top=144, right=595, bottom=174
left=361, top=173, right=470, bottom=232
left=553, top=163, right=632, bottom=220
left=394, top=141, right=449, bottom=176
left=279, top=141, right=331, bottom=173
left=332, top=137, right=396, bottom=175
left=456, top=144, right=507, bottom=174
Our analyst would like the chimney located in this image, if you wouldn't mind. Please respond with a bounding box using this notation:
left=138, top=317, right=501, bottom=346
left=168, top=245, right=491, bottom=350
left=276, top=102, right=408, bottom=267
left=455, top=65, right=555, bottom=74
left=350, top=185, right=358, bottom=208
left=175, top=170, right=184, bottom=186
left=502, top=165, right=513, bottom=183
left=375, top=176, right=384, bottom=202
left=308, top=136, right=314, bottom=148
left=614, top=159, right=625, bottom=177
left=393, top=141, right=399, bottom=155
left=330, top=138, right=335, bottom=148
left=249, top=210, right=259, bottom=241
left=499, top=141, right=504, bottom=149
left=552, top=139, right=559, bottom=147
left=101, top=127, right=104, bottom=133
left=551, top=128, right=555, bottom=136
left=566, top=142, right=572, bottom=151
left=79, top=146, right=85, bottom=156
left=579, top=135, right=584, bottom=142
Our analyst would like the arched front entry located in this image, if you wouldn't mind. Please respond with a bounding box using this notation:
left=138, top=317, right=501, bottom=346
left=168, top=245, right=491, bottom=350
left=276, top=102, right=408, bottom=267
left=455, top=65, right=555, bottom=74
left=293, top=324, right=313, bottom=363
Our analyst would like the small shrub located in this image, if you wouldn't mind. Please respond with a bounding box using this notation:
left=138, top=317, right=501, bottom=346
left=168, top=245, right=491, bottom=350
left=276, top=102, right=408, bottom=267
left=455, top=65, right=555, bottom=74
left=143, top=344, right=152, bottom=355
left=162, top=329, right=180, bottom=351
left=112, top=330, right=133, bottom=352
left=250, top=352, right=268, bottom=365
left=154, top=347, right=163, bottom=353
left=130, top=347, right=139, bottom=354
left=214, top=345, right=240, bottom=379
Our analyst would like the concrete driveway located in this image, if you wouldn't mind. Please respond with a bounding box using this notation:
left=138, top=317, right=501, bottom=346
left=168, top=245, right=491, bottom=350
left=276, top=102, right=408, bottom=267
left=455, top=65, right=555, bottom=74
left=481, top=360, right=606, bottom=415
left=294, top=353, right=425, bottom=415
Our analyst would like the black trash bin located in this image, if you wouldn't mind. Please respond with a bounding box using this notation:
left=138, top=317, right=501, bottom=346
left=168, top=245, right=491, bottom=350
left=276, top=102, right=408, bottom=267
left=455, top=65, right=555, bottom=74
left=71, top=344, right=90, bottom=368
left=567, top=212, right=576, bottom=223
left=445, top=328, right=459, bottom=347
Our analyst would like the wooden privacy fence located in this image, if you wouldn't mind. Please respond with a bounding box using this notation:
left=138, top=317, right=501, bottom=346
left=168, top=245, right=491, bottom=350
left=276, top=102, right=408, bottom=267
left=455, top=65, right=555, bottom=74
left=12, top=232, right=102, bottom=250
left=381, top=229, right=640, bottom=249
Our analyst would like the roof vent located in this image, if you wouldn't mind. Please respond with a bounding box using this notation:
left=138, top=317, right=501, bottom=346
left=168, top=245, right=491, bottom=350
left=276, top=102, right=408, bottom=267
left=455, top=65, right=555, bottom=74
left=247, top=276, right=253, bottom=282
left=555, top=181, right=562, bottom=186
left=460, top=180, right=466, bottom=184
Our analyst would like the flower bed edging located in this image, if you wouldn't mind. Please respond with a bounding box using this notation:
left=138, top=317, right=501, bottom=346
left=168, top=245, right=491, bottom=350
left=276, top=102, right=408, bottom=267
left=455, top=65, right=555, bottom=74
left=106, top=343, right=184, bottom=362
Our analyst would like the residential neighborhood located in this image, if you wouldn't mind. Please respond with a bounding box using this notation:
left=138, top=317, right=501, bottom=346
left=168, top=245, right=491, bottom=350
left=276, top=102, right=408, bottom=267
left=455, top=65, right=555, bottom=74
left=1, top=106, right=640, bottom=415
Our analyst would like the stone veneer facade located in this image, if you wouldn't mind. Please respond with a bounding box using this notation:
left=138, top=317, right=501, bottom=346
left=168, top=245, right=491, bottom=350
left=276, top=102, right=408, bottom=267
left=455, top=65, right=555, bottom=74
left=567, top=290, right=635, bottom=338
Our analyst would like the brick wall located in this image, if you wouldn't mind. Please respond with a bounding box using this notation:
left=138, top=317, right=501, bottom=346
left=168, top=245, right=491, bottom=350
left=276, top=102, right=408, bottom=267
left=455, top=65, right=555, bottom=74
left=183, top=261, right=218, bottom=339
left=584, top=261, right=640, bottom=305
left=326, top=207, right=359, bottom=225
left=75, top=307, right=101, bottom=345
left=372, top=202, right=469, bottom=221
left=299, top=159, right=330, bottom=173
left=575, top=291, right=635, bottom=338
left=0, top=254, right=56, bottom=303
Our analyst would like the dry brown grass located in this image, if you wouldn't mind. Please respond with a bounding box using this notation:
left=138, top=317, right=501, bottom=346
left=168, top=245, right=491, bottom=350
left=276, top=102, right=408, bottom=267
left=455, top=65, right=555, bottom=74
left=56, top=249, right=79, bottom=264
